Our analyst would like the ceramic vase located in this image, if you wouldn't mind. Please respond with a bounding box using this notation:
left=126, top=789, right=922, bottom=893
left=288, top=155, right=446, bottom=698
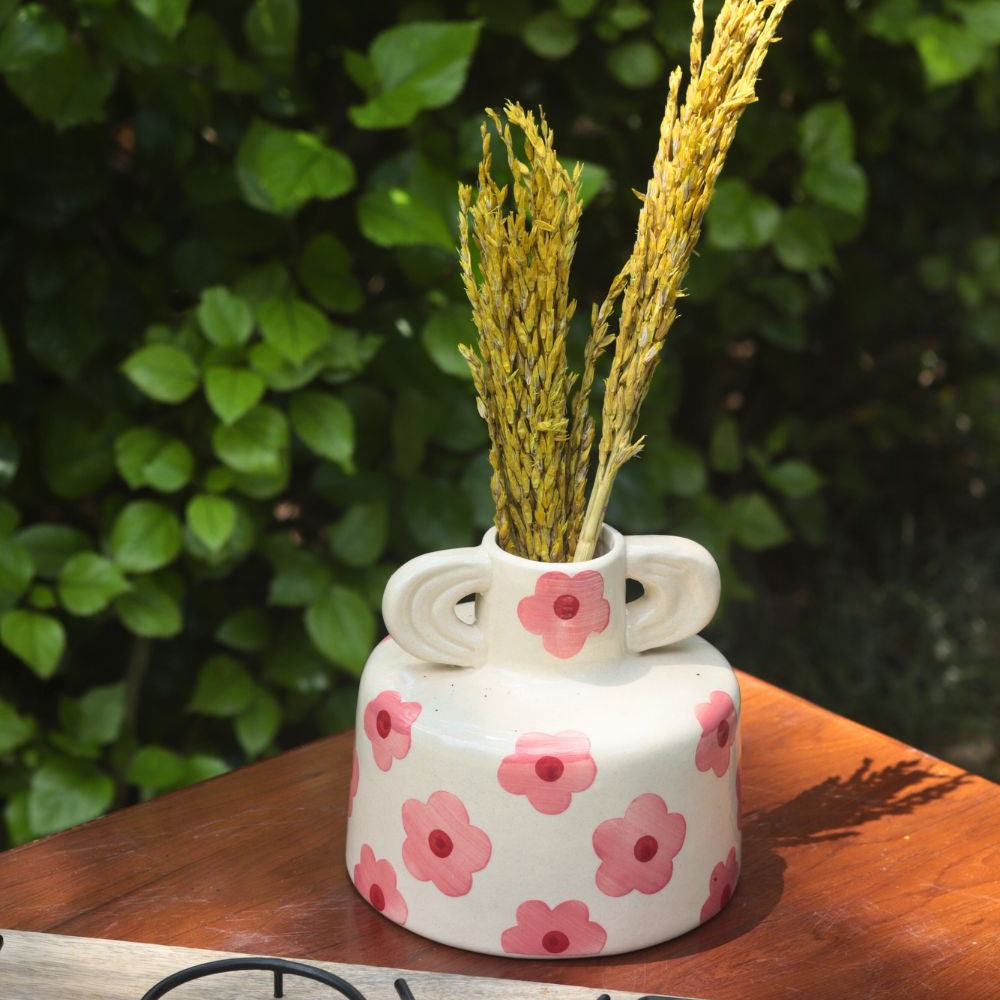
left=345, top=523, right=741, bottom=958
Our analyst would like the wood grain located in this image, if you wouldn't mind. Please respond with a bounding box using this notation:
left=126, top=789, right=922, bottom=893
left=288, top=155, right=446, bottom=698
left=0, top=672, right=997, bottom=1000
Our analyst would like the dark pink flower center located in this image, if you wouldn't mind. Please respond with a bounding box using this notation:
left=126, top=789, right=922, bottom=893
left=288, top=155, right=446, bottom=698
left=719, top=883, right=732, bottom=908
left=542, top=930, right=570, bottom=954
left=369, top=884, right=386, bottom=911
left=552, top=594, right=580, bottom=619
left=633, top=835, right=659, bottom=862
left=534, top=755, right=565, bottom=782
left=428, top=828, right=454, bottom=858
left=376, top=709, right=392, bottom=739
left=716, top=719, right=730, bottom=747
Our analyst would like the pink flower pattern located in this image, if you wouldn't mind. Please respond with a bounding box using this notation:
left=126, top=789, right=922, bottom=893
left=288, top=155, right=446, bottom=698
left=592, top=793, right=686, bottom=896
left=695, top=690, right=736, bottom=777
left=517, top=571, right=610, bottom=658
left=353, top=845, right=408, bottom=924
left=348, top=748, right=359, bottom=817
left=700, top=847, right=740, bottom=924
left=402, top=791, right=492, bottom=896
left=498, top=731, right=597, bottom=814
left=501, top=900, right=607, bottom=957
left=363, top=689, right=421, bottom=771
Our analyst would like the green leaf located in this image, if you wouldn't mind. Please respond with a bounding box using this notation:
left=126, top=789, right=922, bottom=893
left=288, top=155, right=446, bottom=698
left=772, top=206, right=835, bottom=272
left=0, top=3, right=67, bottom=72
left=729, top=492, right=791, bottom=551
left=763, top=459, right=824, bottom=499
left=803, top=160, right=868, bottom=216
left=5, top=36, right=115, bottom=130
left=865, top=0, right=919, bottom=43
left=0, top=422, right=18, bottom=489
left=244, top=0, right=298, bottom=60
left=204, top=366, right=267, bottom=425
left=0, top=537, right=34, bottom=602
left=115, top=427, right=193, bottom=492
left=58, top=553, right=130, bottom=616
left=298, top=234, right=364, bottom=313
left=328, top=500, right=389, bottom=568
left=236, top=119, right=355, bottom=215
left=197, top=287, right=254, bottom=348
left=13, top=524, right=89, bottom=577
left=349, top=20, right=483, bottom=129
left=567, top=160, right=610, bottom=205
left=403, top=476, right=473, bottom=551
left=707, top=179, right=782, bottom=251
left=264, top=635, right=330, bottom=693
left=109, top=501, right=183, bottom=573
left=0, top=610, right=65, bottom=678
left=0, top=324, right=12, bottom=383
left=0, top=500, right=19, bottom=536
left=305, top=586, right=375, bottom=676
left=290, top=391, right=355, bottom=470
left=235, top=689, right=281, bottom=757
left=114, top=576, right=182, bottom=638
left=28, top=583, right=56, bottom=610
left=28, top=757, right=114, bottom=836
left=523, top=11, right=579, bottom=58
left=710, top=417, right=742, bottom=473
left=421, top=305, right=475, bottom=379
left=121, top=343, right=199, bottom=403
left=263, top=537, right=332, bottom=606
left=40, top=410, right=116, bottom=500
left=129, top=0, right=192, bottom=37
left=257, top=296, right=332, bottom=366
left=212, top=404, right=289, bottom=476
left=357, top=187, right=453, bottom=250
left=606, top=39, right=663, bottom=88
left=649, top=441, right=707, bottom=498
left=798, top=102, right=854, bottom=163
left=189, top=655, right=256, bottom=717
left=186, top=495, right=237, bottom=553
left=60, top=682, right=125, bottom=746
left=215, top=606, right=270, bottom=652
left=912, top=17, right=986, bottom=86
left=0, top=697, right=36, bottom=754
left=127, top=746, right=186, bottom=791
left=559, top=0, right=599, bottom=16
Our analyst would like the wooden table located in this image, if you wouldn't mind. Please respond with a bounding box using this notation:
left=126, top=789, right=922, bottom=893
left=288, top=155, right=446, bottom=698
left=1, top=671, right=997, bottom=999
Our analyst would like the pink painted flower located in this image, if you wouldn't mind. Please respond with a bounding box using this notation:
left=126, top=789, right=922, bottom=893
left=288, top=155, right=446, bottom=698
left=700, top=847, right=740, bottom=924
left=348, top=748, right=359, bottom=817
left=592, top=793, right=686, bottom=897
left=498, top=731, right=596, bottom=815
left=402, top=790, right=492, bottom=896
left=517, top=570, right=610, bottom=658
left=695, top=690, right=736, bottom=777
left=363, top=689, right=421, bottom=771
left=353, top=845, right=408, bottom=924
left=501, top=900, right=607, bottom=957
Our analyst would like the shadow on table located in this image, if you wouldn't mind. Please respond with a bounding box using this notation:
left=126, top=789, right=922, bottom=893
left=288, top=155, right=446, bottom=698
left=645, top=756, right=970, bottom=960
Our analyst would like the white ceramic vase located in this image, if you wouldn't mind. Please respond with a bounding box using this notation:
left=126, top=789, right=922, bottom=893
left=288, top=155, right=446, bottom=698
left=345, top=524, right=741, bottom=958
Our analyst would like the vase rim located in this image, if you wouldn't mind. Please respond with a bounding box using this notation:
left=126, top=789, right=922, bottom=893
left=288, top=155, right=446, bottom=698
left=480, top=523, right=623, bottom=571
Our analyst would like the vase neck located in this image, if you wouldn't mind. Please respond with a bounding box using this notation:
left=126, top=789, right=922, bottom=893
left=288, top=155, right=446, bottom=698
left=475, top=526, right=627, bottom=671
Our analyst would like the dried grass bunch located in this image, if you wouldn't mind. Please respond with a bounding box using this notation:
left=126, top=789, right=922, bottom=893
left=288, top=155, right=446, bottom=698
left=460, top=0, right=793, bottom=562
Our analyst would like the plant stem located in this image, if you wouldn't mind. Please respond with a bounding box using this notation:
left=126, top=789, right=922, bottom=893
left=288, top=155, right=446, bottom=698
left=573, top=463, right=617, bottom=561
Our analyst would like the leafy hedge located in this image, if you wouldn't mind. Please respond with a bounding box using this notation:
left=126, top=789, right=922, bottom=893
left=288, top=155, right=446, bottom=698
left=1, top=0, right=998, bottom=844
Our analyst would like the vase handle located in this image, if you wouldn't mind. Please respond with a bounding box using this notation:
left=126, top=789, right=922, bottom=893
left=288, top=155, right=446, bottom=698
left=624, top=535, right=721, bottom=652
left=382, top=546, right=492, bottom=667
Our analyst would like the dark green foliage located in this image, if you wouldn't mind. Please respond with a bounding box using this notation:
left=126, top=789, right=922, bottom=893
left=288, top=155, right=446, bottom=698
left=1, top=0, right=998, bottom=845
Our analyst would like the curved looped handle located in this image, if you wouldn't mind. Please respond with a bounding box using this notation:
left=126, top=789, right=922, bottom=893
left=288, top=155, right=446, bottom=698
left=625, top=536, right=721, bottom=652
left=382, top=546, right=492, bottom=667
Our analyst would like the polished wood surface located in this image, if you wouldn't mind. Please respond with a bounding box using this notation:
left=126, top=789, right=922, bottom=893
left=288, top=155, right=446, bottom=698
left=1, top=671, right=997, bottom=1000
